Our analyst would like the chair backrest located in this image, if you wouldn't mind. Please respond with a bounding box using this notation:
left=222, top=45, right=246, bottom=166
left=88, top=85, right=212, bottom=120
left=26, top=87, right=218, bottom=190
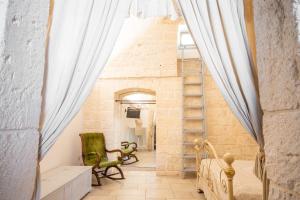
left=79, top=132, right=107, bottom=165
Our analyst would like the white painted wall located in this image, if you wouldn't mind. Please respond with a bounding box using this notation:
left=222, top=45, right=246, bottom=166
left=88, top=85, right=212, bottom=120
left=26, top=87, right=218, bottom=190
left=40, top=111, right=84, bottom=173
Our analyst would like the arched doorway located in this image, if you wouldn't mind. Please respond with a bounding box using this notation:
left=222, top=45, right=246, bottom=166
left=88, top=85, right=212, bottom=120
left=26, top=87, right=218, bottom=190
left=114, top=88, right=157, bottom=169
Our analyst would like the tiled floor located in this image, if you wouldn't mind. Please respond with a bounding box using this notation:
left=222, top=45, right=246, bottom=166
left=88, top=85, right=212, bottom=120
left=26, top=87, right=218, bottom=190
left=123, top=151, right=156, bottom=169
left=83, top=171, right=205, bottom=200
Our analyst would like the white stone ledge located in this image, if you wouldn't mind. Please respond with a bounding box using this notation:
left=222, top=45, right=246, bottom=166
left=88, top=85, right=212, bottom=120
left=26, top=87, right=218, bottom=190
left=41, top=166, right=92, bottom=200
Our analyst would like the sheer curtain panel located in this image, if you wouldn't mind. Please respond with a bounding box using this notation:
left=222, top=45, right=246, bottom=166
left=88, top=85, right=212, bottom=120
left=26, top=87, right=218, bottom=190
left=33, top=0, right=132, bottom=199
left=130, top=0, right=180, bottom=20
left=178, top=0, right=267, bottom=198
left=40, top=0, right=132, bottom=159
left=178, top=0, right=263, bottom=147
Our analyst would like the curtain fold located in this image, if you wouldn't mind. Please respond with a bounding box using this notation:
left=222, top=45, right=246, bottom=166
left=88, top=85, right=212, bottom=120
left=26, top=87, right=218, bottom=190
left=40, top=0, right=132, bottom=160
left=34, top=0, right=131, bottom=199
left=130, top=0, right=180, bottom=20
left=178, top=0, right=267, bottom=198
left=178, top=0, right=263, bottom=147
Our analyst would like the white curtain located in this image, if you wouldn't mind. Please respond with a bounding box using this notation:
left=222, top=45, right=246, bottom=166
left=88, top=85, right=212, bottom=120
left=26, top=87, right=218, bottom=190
left=178, top=0, right=264, bottom=147
left=40, top=0, right=132, bottom=159
left=130, top=0, right=181, bottom=20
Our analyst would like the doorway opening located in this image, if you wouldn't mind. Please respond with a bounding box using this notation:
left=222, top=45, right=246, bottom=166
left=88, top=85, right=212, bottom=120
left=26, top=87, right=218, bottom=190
left=114, top=89, right=156, bottom=170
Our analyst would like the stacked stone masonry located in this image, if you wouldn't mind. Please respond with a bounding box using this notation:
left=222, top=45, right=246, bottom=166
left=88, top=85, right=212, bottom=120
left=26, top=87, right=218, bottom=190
left=0, top=0, right=49, bottom=199
left=253, top=0, right=300, bottom=199
left=83, top=18, right=258, bottom=175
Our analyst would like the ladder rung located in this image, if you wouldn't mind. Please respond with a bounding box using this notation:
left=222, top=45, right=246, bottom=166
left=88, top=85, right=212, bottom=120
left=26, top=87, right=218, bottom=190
left=184, top=82, right=202, bottom=85
left=183, top=142, right=194, bottom=145
left=184, top=105, right=203, bottom=109
left=183, top=154, right=196, bottom=159
left=183, top=117, right=204, bottom=121
left=183, top=129, right=204, bottom=133
left=183, top=73, right=202, bottom=77
left=183, top=94, right=203, bottom=97
left=182, top=167, right=196, bottom=172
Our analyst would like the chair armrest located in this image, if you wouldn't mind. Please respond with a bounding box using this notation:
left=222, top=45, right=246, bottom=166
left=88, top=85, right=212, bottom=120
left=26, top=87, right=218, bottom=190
left=106, top=149, right=124, bottom=157
left=128, top=142, right=137, bottom=150
left=121, top=141, right=137, bottom=150
left=121, top=141, right=129, bottom=148
left=121, top=141, right=129, bottom=145
left=86, top=152, right=101, bottom=167
left=106, top=149, right=124, bottom=162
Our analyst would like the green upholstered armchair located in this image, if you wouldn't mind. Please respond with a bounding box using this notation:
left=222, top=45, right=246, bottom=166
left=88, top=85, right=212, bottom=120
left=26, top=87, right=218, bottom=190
left=121, top=141, right=139, bottom=165
left=79, top=132, right=125, bottom=186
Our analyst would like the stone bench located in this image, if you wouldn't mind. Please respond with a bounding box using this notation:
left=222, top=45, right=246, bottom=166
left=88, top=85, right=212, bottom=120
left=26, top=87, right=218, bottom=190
left=41, top=166, right=92, bottom=200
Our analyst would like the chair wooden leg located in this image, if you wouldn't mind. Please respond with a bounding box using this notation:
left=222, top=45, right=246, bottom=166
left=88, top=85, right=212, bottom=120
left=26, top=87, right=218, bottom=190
left=132, top=154, right=139, bottom=162
left=122, top=154, right=139, bottom=165
left=104, top=166, right=125, bottom=180
left=92, top=170, right=101, bottom=186
left=116, top=165, right=125, bottom=179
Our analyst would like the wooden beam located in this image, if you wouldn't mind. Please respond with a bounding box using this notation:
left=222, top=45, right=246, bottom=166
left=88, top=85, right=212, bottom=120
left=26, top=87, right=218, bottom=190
left=244, top=0, right=259, bottom=92
left=47, top=0, right=54, bottom=35
left=244, top=0, right=256, bottom=66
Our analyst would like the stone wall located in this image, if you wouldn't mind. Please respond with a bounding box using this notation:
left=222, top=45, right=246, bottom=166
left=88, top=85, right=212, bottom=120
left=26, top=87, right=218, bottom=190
left=83, top=78, right=182, bottom=174
left=83, top=18, right=182, bottom=174
left=83, top=17, right=258, bottom=176
left=253, top=0, right=300, bottom=199
left=101, top=18, right=178, bottom=78
left=0, top=0, right=49, bottom=199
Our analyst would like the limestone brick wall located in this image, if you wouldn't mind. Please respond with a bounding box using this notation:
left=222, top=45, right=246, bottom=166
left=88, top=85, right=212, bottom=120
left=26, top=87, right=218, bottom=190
left=184, top=59, right=259, bottom=160
left=253, top=0, right=300, bottom=199
left=83, top=78, right=182, bottom=174
left=0, top=0, right=49, bottom=199
left=83, top=17, right=259, bottom=175
left=101, top=18, right=178, bottom=78
left=82, top=18, right=182, bottom=174
left=205, top=69, right=258, bottom=160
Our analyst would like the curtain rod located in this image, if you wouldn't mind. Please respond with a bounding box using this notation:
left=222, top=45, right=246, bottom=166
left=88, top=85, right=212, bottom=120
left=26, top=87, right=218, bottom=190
left=115, top=100, right=156, bottom=102
left=120, top=102, right=156, bottom=105
left=115, top=99, right=156, bottom=104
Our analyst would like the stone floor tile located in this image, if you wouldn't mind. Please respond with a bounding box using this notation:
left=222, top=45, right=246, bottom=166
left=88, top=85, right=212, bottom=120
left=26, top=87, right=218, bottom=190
left=87, top=188, right=114, bottom=196
left=121, top=183, right=139, bottom=190
left=139, top=183, right=171, bottom=190
left=114, top=188, right=146, bottom=196
left=146, top=189, right=174, bottom=199
left=167, top=199, right=203, bottom=200
left=83, top=196, right=117, bottom=200
left=170, top=183, right=195, bottom=189
left=83, top=170, right=206, bottom=200
left=116, top=195, right=146, bottom=200
left=191, top=191, right=206, bottom=199
left=173, top=191, right=195, bottom=199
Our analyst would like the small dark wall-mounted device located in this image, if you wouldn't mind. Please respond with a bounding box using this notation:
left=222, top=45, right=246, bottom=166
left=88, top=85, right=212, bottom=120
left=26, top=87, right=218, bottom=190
left=126, top=107, right=140, bottom=118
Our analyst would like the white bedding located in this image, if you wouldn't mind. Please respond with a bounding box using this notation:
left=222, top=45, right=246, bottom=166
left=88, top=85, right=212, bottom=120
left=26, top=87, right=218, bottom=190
left=198, top=159, right=262, bottom=200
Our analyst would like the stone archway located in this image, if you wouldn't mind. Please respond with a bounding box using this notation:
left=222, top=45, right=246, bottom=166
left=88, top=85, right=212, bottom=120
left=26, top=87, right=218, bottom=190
left=114, top=88, right=156, bottom=99
left=113, top=88, right=157, bottom=168
left=83, top=77, right=183, bottom=174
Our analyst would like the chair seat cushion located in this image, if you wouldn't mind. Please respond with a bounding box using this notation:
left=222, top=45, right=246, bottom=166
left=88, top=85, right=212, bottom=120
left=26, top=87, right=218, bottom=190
left=85, top=158, right=122, bottom=168
left=100, top=159, right=122, bottom=168
left=121, top=147, right=135, bottom=154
